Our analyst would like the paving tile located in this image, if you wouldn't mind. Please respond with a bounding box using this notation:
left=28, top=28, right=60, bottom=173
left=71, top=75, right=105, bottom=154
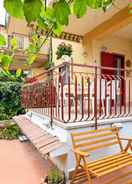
left=0, top=140, right=53, bottom=184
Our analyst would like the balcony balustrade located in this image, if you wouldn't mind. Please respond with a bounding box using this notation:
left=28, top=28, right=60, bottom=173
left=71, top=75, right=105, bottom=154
left=21, top=62, right=132, bottom=127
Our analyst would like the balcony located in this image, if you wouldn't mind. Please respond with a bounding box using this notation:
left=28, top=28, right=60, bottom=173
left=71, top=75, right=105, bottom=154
left=21, top=62, right=132, bottom=128
left=0, top=33, right=49, bottom=69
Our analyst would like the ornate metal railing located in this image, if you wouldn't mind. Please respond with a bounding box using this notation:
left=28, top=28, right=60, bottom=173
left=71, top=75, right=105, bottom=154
left=21, top=62, right=132, bottom=127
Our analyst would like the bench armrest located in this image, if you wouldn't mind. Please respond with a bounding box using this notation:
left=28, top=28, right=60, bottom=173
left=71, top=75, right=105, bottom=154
left=120, top=138, right=132, bottom=141
left=73, top=148, right=90, bottom=157
left=120, top=138, right=132, bottom=152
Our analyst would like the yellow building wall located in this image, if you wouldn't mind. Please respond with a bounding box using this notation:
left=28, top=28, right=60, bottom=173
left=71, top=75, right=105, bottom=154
left=52, top=38, right=87, bottom=65
left=31, top=67, right=46, bottom=78
left=52, top=38, right=89, bottom=75
left=92, top=36, right=132, bottom=66
left=84, top=35, right=132, bottom=102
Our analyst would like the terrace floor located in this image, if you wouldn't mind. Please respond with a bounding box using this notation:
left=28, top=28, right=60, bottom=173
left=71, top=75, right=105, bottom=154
left=1, top=132, right=132, bottom=184
left=0, top=140, right=52, bottom=184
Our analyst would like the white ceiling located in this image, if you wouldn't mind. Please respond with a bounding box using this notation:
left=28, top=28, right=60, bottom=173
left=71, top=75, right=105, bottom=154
left=112, top=23, right=132, bottom=41
left=64, top=0, right=130, bottom=35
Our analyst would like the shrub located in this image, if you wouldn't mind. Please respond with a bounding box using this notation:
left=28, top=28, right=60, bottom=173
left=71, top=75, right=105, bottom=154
left=0, top=122, right=21, bottom=140
left=45, top=167, right=65, bottom=184
left=0, top=81, right=25, bottom=120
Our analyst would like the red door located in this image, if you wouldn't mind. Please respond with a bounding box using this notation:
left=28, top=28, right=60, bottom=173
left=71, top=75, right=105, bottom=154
left=101, top=52, right=125, bottom=105
left=101, top=52, right=115, bottom=77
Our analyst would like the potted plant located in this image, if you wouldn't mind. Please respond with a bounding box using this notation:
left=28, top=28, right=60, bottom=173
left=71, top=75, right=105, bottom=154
left=43, top=167, right=65, bottom=184
left=56, top=42, right=72, bottom=63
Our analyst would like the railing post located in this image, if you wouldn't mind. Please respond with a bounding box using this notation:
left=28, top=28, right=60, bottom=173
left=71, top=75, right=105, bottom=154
left=50, top=70, right=53, bottom=127
left=94, top=64, right=98, bottom=129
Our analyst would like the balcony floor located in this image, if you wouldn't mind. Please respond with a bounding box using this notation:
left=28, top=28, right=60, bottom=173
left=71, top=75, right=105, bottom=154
left=29, top=105, right=132, bottom=123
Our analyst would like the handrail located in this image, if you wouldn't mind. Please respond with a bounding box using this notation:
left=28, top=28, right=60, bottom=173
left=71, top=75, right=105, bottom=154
left=21, top=62, right=132, bottom=128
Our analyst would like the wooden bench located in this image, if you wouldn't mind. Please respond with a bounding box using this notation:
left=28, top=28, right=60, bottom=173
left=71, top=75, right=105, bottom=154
left=71, top=127, right=132, bottom=184
left=13, top=115, right=62, bottom=156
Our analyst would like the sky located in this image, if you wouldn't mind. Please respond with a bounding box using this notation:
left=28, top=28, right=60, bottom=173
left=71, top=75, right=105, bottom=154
left=0, top=0, right=6, bottom=25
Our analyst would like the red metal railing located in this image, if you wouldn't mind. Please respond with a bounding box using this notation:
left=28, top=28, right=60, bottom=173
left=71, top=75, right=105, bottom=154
left=21, top=62, right=132, bottom=126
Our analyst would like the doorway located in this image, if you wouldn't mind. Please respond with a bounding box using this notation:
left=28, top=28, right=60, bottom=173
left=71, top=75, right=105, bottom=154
left=101, top=51, right=125, bottom=105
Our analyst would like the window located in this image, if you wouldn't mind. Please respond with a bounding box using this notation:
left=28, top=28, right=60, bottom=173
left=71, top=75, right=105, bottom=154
left=16, top=36, right=24, bottom=49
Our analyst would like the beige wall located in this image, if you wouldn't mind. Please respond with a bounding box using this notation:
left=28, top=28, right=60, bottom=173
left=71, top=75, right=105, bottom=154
left=52, top=38, right=87, bottom=66
left=92, top=36, right=132, bottom=66
left=31, top=67, right=46, bottom=76
left=7, top=18, right=29, bottom=35
left=84, top=36, right=132, bottom=102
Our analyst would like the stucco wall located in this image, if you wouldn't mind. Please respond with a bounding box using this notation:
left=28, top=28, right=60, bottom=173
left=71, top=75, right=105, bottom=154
left=93, top=36, right=132, bottom=65
left=52, top=38, right=87, bottom=66
left=88, top=36, right=132, bottom=66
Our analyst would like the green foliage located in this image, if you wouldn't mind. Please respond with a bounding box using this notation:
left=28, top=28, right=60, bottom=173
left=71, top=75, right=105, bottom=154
left=4, top=0, right=115, bottom=33
left=129, top=2, right=132, bottom=13
left=0, top=55, right=12, bottom=70
left=56, top=42, right=72, bottom=60
left=0, top=123, right=21, bottom=140
left=24, top=0, right=42, bottom=23
left=0, top=82, right=25, bottom=120
left=0, top=70, right=23, bottom=82
left=53, top=0, right=70, bottom=25
left=0, top=34, right=6, bottom=47
left=0, top=35, right=22, bottom=78
left=3, top=0, right=128, bottom=70
left=10, top=37, right=17, bottom=51
left=47, top=167, right=64, bottom=184
left=4, top=0, right=24, bottom=18
left=16, top=68, right=22, bottom=78
left=73, top=0, right=88, bottom=18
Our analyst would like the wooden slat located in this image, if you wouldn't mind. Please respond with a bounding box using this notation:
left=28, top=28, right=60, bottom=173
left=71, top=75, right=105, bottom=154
left=95, top=157, right=132, bottom=174
left=33, top=134, right=53, bottom=144
left=97, top=161, right=132, bottom=176
left=40, top=142, right=63, bottom=155
left=13, top=115, right=62, bottom=155
left=71, top=127, right=132, bottom=184
left=35, top=137, right=59, bottom=149
left=75, top=136, right=117, bottom=148
left=74, top=132, right=116, bottom=142
left=88, top=152, right=128, bottom=167
left=71, top=127, right=117, bottom=136
left=89, top=154, right=132, bottom=171
left=82, top=140, right=119, bottom=152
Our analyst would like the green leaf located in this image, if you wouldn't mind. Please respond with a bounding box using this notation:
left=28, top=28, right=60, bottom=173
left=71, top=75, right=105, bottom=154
left=73, top=0, right=88, bottom=18
left=24, top=0, right=42, bottom=23
left=16, top=68, right=22, bottom=77
left=27, top=54, right=37, bottom=65
left=0, top=34, right=6, bottom=47
left=4, top=0, right=24, bottom=18
left=10, top=37, right=17, bottom=51
left=52, top=23, right=63, bottom=36
left=0, top=55, right=12, bottom=70
left=54, top=0, right=70, bottom=25
left=40, top=7, right=55, bottom=20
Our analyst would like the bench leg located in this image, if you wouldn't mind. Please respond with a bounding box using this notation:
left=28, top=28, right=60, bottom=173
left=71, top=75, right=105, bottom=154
left=70, top=165, right=81, bottom=183
left=83, top=157, right=92, bottom=184
left=84, top=165, right=92, bottom=184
